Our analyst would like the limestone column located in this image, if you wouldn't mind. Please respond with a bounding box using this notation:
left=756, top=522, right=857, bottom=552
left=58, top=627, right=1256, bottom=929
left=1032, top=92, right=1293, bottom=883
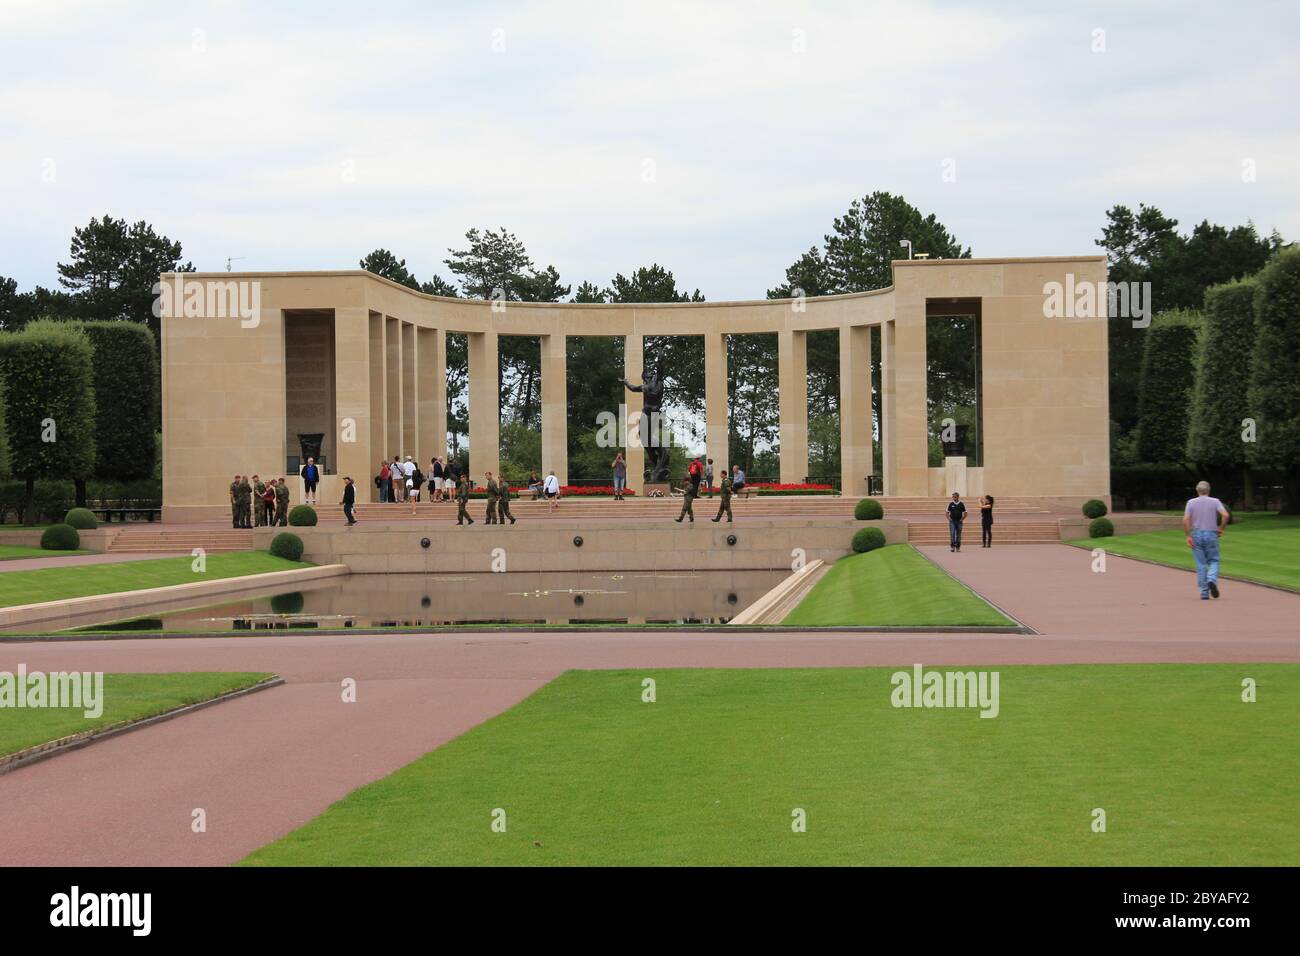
left=881, top=320, right=897, bottom=496
left=778, top=329, right=808, bottom=485
left=384, top=316, right=401, bottom=459
left=704, top=331, right=728, bottom=486
left=838, top=324, right=874, bottom=496
left=333, top=307, right=372, bottom=498
left=468, top=329, right=500, bottom=479
left=891, top=308, right=929, bottom=496
left=541, top=332, right=568, bottom=485
left=416, top=327, right=445, bottom=465
left=623, top=332, right=644, bottom=487
left=401, top=322, right=416, bottom=455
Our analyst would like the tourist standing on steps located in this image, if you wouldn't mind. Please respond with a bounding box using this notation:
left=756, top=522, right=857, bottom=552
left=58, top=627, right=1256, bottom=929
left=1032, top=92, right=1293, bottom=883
left=675, top=470, right=697, bottom=523
left=497, top=476, right=517, bottom=524
left=612, top=452, right=627, bottom=500
left=543, top=470, right=560, bottom=511
left=390, top=456, right=404, bottom=503
left=711, top=470, right=733, bottom=522
left=377, top=460, right=390, bottom=503
left=980, top=495, right=994, bottom=548
left=704, top=458, right=714, bottom=497
left=431, top=456, right=444, bottom=502
left=946, top=492, right=966, bottom=552
left=484, top=471, right=499, bottom=524
left=1184, top=480, right=1230, bottom=600
left=300, top=458, right=320, bottom=506
left=261, top=480, right=276, bottom=526
left=342, top=477, right=357, bottom=525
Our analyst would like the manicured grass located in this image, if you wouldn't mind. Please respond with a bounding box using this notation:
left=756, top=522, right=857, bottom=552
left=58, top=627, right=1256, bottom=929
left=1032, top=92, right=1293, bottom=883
left=0, top=552, right=313, bottom=608
left=1070, top=513, right=1300, bottom=591
left=0, top=545, right=93, bottom=561
left=782, top=544, right=1014, bottom=626
left=243, top=664, right=1300, bottom=866
left=0, top=524, right=53, bottom=532
left=0, top=671, right=273, bottom=757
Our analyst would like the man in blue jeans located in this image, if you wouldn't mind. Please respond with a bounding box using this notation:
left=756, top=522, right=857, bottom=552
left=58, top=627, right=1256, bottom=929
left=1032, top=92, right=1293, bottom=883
left=946, top=492, right=966, bottom=552
left=1184, top=480, right=1230, bottom=600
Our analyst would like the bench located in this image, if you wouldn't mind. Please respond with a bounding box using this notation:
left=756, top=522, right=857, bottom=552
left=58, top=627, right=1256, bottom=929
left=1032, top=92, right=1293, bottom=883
left=92, top=507, right=162, bottom=523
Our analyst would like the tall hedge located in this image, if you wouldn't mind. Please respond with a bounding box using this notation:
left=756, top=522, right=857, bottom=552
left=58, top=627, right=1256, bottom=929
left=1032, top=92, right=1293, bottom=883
left=78, top=321, right=159, bottom=480
left=0, top=320, right=97, bottom=522
left=1247, top=247, right=1300, bottom=513
left=1135, top=311, right=1200, bottom=464
left=1186, top=279, right=1257, bottom=498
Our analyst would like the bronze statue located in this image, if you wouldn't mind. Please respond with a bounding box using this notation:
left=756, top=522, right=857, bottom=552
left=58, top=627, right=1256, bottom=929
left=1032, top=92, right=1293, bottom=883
left=621, top=364, right=672, bottom=482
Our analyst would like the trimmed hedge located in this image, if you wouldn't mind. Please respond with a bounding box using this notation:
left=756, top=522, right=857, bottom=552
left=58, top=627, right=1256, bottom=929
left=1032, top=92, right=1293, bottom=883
left=854, top=498, right=884, bottom=520
left=270, top=591, right=305, bottom=614
left=269, top=532, right=304, bottom=561
left=1088, top=517, right=1115, bottom=538
left=1081, top=499, right=1108, bottom=519
left=40, top=523, right=81, bottom=550
left=79, top=321, right=159, bottom=480
left=64, top=507, right=99, bottom=529
left=851, top=527, right=887, bottom=553
left=288, top=505, right=318, bottom=527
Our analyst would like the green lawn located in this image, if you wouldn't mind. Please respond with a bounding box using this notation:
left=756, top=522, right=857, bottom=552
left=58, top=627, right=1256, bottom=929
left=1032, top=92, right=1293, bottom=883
left=1, top=671, right=273, bottom=757
left=0, top=545, right=93, bottom=561
left=1071, top=513, right=1300, bottom=591
left=0, top=552, right=313, bottom=608
left=243, top=664, right=1300, bottom=866
left=782, top=544, right=1014, bottom=626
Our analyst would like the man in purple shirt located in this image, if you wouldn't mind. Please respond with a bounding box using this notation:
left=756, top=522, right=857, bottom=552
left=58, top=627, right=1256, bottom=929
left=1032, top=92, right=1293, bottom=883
left=1183, top=481, right=1230, bottom=600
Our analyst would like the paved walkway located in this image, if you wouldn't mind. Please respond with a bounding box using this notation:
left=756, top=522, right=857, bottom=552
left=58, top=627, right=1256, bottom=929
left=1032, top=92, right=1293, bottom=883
left=2, top=543, right=1297, bottom=866
left=0, top=551, right=186, bottom=572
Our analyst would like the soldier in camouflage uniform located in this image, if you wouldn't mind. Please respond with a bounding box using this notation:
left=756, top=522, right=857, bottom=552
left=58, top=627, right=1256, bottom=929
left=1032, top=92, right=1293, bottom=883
left=484, top=472, right=499, bottom=524
left=275, top=478, right=290, bottom=526
left=252, top=475, right=266, bottom=527
left=497, top=476, right=516, bottom=525
left=674, top=473, right=697, bottom=523
left=237, top=476, right=253, bottom=528
left=230, top=475, right=241, bottom=528
left=456, top=474, right=474, bottom=525
left=710, top=471, right=733, bottom=523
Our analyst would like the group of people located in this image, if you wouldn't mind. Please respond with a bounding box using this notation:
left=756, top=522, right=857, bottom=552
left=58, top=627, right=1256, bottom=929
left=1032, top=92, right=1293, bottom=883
left=944, top=493, right=996, bottom=551
left=229, top=475, right=291, bottom=528
left=674, top=458, right=745, bottom=523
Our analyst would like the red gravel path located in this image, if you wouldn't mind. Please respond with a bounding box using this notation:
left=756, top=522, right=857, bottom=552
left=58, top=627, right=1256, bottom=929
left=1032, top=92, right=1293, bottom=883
left=1, top=545, right=1296, bottom=866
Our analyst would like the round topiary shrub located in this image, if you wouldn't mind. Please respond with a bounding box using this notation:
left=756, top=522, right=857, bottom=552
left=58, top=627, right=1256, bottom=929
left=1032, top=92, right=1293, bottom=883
left=270, top=591, right=305, bottom=614
left=64, top=507, right=98, bottom=530
left=854, top=498, right=884, bottom=520
left=1082, top=499, right=1108, bottom=519
left=851, top=527, right=887, bottom=553
left=1088, top=517, right=1114, bottom=538
left=41, top=524, right=81, bottom=551
left=269, top=532, right=304, bottom=561
left=288, top=505, right=318, bottom=527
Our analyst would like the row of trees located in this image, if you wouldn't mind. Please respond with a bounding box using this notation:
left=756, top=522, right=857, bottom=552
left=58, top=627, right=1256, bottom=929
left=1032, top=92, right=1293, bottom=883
left=1131, top=248, right=1300, bottom=513
left=0, top=320, right=158, bottom=522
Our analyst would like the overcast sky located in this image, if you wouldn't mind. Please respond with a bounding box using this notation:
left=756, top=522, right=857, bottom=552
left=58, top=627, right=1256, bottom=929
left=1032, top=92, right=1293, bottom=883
left=2, top=0, right=1296, bottom=300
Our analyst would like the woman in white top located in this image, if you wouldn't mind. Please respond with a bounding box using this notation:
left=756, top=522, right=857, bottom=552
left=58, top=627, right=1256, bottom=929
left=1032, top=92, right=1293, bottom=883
left=543, top=471, right=561, bottom=511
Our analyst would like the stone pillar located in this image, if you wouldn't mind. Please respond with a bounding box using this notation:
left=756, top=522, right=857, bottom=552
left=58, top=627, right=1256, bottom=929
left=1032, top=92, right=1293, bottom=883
left=704, top=331, right=728, bottom=487
left=839, top=324, right=874, bottom=497
left=778, top=329, right=808, bottom=485
left=384, top=316, right=401, bottom=459
left=541, top=332, right=568, bottom=485
left=401, top=322, right=415, bottom=455
left=416, top=327, right=445, bottom=466
left=881, top=320, right=897, bottom=496
left=367, top=312, right=386, bottom=501
left=468, top=329, right=499, bottom=480
left=892, top=308, right=929, bottom=496
left=334, top=307, right=372, bottom=500
left=623, top=332, right=644, bottom=487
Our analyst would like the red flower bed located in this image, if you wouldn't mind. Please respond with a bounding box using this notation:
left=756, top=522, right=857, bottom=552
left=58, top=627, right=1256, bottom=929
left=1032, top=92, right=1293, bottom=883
left=557, top=485, right=636, bottom=497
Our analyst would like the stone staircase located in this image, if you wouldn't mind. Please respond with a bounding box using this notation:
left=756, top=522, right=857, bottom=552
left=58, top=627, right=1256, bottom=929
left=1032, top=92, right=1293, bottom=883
left=907, top=519, right=1062, bottom=546
left=106, top=529, right=255, bottom=553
